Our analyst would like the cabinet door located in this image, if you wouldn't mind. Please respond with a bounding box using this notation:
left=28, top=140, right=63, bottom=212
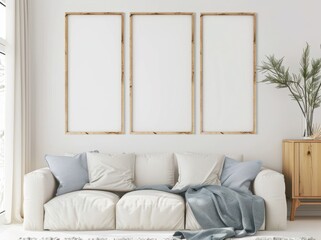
left=298, top=143, right=321, bottom=197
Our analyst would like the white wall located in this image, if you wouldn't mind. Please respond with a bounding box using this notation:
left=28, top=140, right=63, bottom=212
left=29, top=0, right=321, bottom=171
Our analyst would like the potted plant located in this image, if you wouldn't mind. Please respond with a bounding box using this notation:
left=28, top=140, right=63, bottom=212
left=259, top=44, right=321, bottom=138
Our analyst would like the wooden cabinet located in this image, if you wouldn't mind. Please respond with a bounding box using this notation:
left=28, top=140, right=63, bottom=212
left=283, top=139, right=321, bottom=220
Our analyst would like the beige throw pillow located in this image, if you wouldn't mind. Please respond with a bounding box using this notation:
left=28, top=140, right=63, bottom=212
left=173, top=153, right=225, bottom=190
left=83, top=152, right=136, bottom=191
left=135, top=153, right=175, bottom=186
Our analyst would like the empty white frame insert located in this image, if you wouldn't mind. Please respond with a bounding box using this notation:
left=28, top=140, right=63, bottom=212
left=201, top=13, right=256, bottom=134
left=65, top=13, right=124, bottom=134
left=130, top=13, right=195, bottom=134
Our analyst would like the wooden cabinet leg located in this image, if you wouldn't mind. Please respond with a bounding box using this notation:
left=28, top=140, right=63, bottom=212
left=290, top=199, right=300, bottom=221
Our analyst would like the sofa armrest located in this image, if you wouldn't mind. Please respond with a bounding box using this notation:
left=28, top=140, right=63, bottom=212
left=253, top=169, right=287, bottom=230
left=23, top=168, right=57, bottom=230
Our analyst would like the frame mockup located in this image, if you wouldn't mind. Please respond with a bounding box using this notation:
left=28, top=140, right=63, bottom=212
left=65, top=12, right=124, bottom=134
left=200, top=13, right=257, bottom=134
left=130, top=13, right=195, bottom=134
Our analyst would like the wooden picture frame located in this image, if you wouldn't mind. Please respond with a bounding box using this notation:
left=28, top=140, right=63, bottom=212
left=130, top=13, right=195, bottom=134
left=65, top=12, right=124, bottom=134
left=200, top=13, right=256, bottom=134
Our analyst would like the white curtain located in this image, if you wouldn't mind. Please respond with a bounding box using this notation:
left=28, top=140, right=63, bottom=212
left=4, top=0, right=30, bottom=223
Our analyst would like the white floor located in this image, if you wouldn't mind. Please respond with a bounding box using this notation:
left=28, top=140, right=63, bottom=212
left=0, top=217, right=320, bottom=240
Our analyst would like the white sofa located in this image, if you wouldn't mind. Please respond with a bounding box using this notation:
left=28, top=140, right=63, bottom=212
left=23, top=153, right=287, bottom=231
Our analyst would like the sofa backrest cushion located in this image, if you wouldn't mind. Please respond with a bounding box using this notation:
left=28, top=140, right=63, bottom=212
left=84, top=152, right=136, bottom=191
left=220, top=157, right=262, bottom=194
left=134, top=153, right=243, bottom=187
left=173, top=153, right=243, bottom=183
left=79, top=152, right=243, bottom=188
left=135, top=153, right=175, bottom=187
left=173, top=153, right=225, bottom=190
left=45, top=152, right=90, bottom=196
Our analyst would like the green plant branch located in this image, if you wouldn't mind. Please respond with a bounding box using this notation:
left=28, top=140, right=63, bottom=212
left=259, top=43, right=321, bottom=137
left=260, top=61, right=307, bottom=117
left=312, top=82, right=321, bottom=109
left=301, top=44, right=310, bottom=116
left=286, top=83, right=307, bottom=117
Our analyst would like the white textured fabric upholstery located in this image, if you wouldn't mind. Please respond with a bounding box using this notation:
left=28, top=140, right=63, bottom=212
left=135, top=153, right=175, bottom=186
left=23, top=168, right=57, bottom=230
left=84, top=153, right=136, bottom=191
left=23, top=153, right=287, bottom=232
left=44, top=190, right=119, bottom=230
left=253, top=169, right=287, bottom=230
left=116, top=190, right=185, bottom=230
left=173, top=154, right=243, bottom=183
left=185, top=203, right=202, bottom=230
left=173, top=153, right=225, bottom=190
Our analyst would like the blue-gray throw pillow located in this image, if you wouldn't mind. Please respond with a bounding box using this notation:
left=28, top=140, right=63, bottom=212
left=220, top=157, right=262, bottom=194
left=45, top=151, right=96, bottom=196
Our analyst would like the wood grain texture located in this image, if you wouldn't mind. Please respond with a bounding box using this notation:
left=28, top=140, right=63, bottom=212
left=290, top=199, right=300, bottom=221
left=191, top=13, right=195, bottom=134
left=201, top=131, right=255, bottom=135
left=284, top=139, right=321, bottom=143
left=130, top=12, right=194, bottom=16
left=282, top=141, right=294, bottom=198
left=130, top=131, right=193, bottom=135
left=200, top=13, right=256, bottom=134
left=252, top=13, right=257, bottom=134
left=120, top=13, right=125, bottom=133
left=200, top=12, right=256, bottom=16
left=200, top=15, right=204, bottom=133
left=283, top=140, right=321, bottom=221
left=129, top=13, right=133, bottom=134
left=65, top=14, right=69, bottom=134
left=66, top=12, right=123, bottom=15
left=294, top=143, right=300, bottom=197
left=65, top=12, right=124, bottom=134
left=299, top=143, right=321, bottom=197
left=129, top=12, right=195, bottom=134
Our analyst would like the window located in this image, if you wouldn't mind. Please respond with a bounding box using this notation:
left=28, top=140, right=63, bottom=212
left=0, top=0, right=6, bottom=214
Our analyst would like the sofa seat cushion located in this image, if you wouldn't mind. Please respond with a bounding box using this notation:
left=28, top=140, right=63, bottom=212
left=44, top=190, right=119, bottom=230
left=116, top=190, right=185, bottom=230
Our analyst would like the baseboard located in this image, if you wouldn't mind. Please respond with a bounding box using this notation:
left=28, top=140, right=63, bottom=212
left=287, top=199, right=321, bottom=217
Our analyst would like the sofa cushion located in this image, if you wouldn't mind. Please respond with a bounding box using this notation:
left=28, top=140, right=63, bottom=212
left=116, top=190, right=185, bottom=230
left=135, top=153, right=175, bottom=186
left=45, top=152, right=90, bottom=196
left=221, top=157, right=262, bottom=194
left=44, top=190, right=119, bottom=230
left=185, top=203, right=202, bottom=230
left=84, top=152, right=136, bottom=191
left=173, top=153, right=225, bottom=190
left=173, top=154, right=243, bottom=183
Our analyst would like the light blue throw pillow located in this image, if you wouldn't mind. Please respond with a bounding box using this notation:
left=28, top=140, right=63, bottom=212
left=220, top=157, right=262, bottom=194
left=45, top=151, right=96, bottom=196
